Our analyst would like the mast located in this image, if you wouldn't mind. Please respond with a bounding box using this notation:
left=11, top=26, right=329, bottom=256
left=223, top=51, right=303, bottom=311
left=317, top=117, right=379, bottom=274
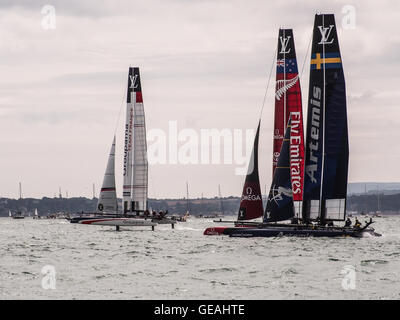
left=265, top=121, right=294, bottom=222
left=273, top=29, right=304, bottom=218
left=302, top=14, right=348, bottom=223
left=97, top=136, right=118, bottom=214
left=19, top=182, right=22, bottom=199
left=186, top=182, right=190, bottom=214
left=218, top=184, right=224, bottom=216
left=237, top=121, right=263, bottom=220
left=123, top=67, right=148, bottom=214
left=201, top=193, right=204, bottom=214
left=377, top=184, right=380, bottom=212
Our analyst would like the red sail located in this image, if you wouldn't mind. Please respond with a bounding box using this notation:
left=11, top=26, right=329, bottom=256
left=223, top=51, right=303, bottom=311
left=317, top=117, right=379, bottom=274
left=238, top=121, right=263, bottom=220
left=273, top=29, right=304, bottom=212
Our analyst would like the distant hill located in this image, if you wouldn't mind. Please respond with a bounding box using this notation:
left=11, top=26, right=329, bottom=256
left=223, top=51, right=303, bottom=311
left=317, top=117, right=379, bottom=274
left=0, top=196, right=236, bottom=217
left=1, top=191, right=400, bottom=217
left=348, top=182, right=400, bottom=195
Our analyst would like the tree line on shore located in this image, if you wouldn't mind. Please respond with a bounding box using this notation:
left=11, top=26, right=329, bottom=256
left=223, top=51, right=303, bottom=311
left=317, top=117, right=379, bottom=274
left=0, top=192, right=399, bottom=217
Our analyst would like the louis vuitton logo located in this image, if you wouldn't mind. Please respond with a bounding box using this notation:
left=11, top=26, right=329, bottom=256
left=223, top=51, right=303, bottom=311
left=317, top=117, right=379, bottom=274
left=129, top=74, right=139, bottom=89
left=317, top=25, right=335, bottom=45
left=279, top=36, right=291, bottom=54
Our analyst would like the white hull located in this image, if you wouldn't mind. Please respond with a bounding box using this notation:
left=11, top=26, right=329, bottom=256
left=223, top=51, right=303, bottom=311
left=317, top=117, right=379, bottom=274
left=79, top=217, right=156, bottom=227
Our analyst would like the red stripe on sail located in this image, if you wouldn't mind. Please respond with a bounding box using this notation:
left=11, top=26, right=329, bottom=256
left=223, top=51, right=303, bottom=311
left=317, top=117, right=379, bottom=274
left=289, top=108, right=304, bottom=201
left=136, top=92, right=143, bottom=103
left=274, top=73, right=304, bottom=201
left=272, top=30, right=304, bottom=202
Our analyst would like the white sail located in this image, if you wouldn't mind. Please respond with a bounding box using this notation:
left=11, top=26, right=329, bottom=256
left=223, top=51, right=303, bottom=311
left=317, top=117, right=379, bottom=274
left=98, top=136, right=118, bottom=213
left=123, top=67, right=148, bottom=213
left=9, top=210, right=11, bottom=217
left=123, top=85, right=134, bottom=212
left=34, top=208, right=38, bottom=217
left=132, top=88, right=148, bottom=212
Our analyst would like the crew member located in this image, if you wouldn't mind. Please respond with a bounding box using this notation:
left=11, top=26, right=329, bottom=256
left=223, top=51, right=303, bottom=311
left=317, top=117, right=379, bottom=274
left=345, top=218, right=352, bottom=227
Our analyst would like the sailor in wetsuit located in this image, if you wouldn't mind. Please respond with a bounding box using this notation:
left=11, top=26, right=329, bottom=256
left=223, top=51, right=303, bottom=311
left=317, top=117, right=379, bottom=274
left=354, top=218, right=361, bottom=229
left=345, top=218, right=352, bottom=227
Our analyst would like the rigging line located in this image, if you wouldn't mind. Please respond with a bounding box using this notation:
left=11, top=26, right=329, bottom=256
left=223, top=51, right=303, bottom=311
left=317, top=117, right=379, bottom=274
left=258, top=45, right=277, bottom=121
left=113, top=77, right=127, bottom=136
left=300, top=30, right=313, bottom=79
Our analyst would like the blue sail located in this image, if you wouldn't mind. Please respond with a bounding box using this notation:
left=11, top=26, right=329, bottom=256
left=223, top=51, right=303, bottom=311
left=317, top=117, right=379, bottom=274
left=302, top=14, right=348, bottom=222
left=265, top=121, right=294, bottom=222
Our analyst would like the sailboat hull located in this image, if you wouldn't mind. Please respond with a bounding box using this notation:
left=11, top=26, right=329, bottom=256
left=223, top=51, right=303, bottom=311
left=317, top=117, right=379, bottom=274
left=204, top=227, right=231, bottom=235
left=228, top=227, right=381, bottom=238
left=151, top=217, right=176, bottom=225
left=79, top=217, right=156, bottom=227
left=203, top=225, right=254, bottom=236
left=68, top=216, right=107, bottom=224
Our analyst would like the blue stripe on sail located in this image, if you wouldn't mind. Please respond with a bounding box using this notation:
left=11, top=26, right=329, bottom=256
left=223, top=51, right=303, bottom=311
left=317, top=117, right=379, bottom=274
left=276, top=58, right=298, bottom=74
left=310, top=52, right=342, bottom=70
left=311, top=63, right=342, bottom=70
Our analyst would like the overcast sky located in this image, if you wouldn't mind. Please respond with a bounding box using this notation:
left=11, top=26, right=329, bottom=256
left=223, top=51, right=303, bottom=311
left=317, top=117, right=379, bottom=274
left=0, top=0, right=399, bottom=199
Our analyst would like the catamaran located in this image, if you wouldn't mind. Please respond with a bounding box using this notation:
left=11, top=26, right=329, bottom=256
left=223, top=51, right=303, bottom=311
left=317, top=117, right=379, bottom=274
left=204, top=27, right=304, bottom=235
left=76, top=67, right=172, bottom=230
left=205, top=14, right=380, bottom=238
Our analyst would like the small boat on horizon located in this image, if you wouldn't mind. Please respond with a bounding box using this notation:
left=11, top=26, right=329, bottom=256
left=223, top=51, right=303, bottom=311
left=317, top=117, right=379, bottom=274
left=9, top=210, right=25, bottom=219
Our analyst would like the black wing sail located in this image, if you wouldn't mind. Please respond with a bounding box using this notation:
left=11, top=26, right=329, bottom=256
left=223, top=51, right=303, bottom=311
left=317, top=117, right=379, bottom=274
left=302, top=14, right=348, bottom=222
left=264, top=121, right=294, bottom=222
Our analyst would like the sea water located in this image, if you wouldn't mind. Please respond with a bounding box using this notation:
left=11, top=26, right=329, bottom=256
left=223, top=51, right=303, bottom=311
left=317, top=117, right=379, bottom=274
left=0, top=216, right=399, bottom=299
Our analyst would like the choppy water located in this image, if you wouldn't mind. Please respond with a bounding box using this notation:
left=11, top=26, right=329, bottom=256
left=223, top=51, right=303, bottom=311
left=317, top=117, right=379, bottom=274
left=0, top=216, right=399, bottom=299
